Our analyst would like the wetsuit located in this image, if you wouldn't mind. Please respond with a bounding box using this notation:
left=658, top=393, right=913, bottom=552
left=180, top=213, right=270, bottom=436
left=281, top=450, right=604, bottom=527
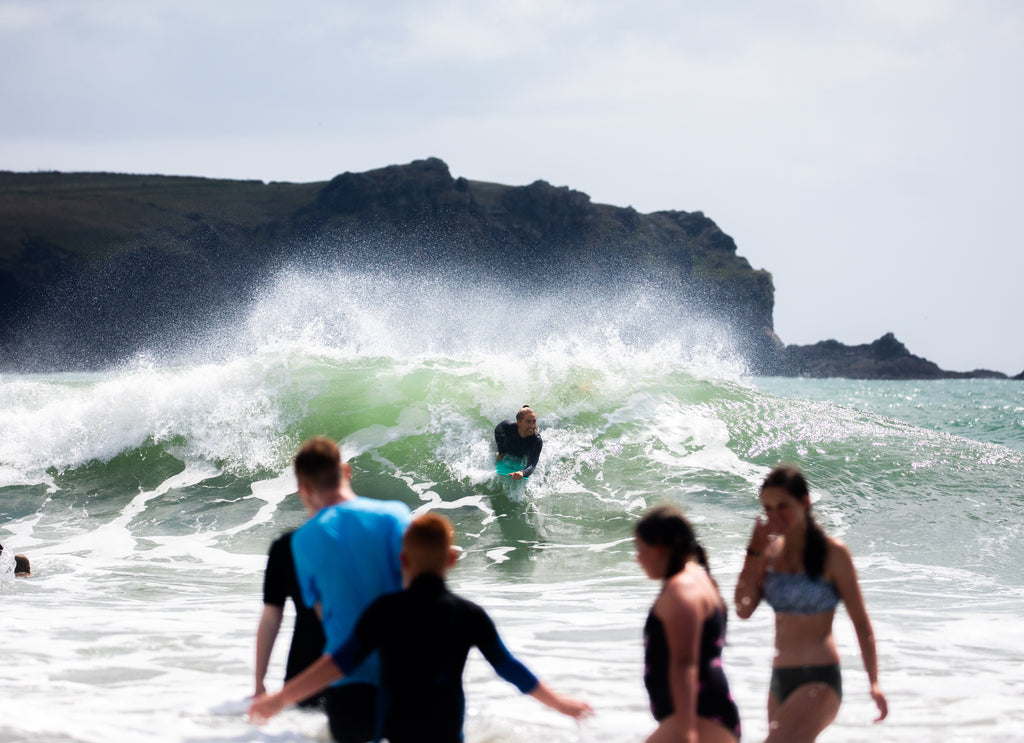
left=643, top=607, right=741, bottom=739
left=292, top=496, right=411, bottom=743
left=332, top=573, right=540, bottom=743
left=263, top=531, right=327, bottom=707
left=762, top=570, right=843, bottom=703
left=493, top=420, right=542, bottom=477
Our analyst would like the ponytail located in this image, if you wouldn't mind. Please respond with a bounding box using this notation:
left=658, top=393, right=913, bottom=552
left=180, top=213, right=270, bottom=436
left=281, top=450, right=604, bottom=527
left=804, top=513, right=828, bottom=579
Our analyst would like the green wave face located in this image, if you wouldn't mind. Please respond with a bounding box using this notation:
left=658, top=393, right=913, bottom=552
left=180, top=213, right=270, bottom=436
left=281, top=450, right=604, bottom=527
left=3, top=341, right=1021, bottom=583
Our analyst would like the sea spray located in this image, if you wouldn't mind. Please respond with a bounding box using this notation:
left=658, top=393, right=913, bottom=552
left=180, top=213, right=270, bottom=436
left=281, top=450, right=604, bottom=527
left=111, top=262, right=749, bottom=372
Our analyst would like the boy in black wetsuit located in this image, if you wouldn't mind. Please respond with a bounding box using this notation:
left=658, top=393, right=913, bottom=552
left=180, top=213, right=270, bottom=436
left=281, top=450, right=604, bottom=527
left=249, top=512, right=592, bottom=742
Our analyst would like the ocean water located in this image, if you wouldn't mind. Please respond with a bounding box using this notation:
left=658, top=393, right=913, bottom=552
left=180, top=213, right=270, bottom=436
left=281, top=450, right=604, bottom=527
left=1, top=267, right=1022, bottom=742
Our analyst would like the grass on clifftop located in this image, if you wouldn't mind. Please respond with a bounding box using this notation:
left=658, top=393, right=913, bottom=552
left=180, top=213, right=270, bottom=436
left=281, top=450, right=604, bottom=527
left=0, top=172, right=326, bottom=264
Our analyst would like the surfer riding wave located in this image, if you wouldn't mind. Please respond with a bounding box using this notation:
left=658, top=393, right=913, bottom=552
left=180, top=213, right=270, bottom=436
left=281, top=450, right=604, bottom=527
left=494, top=405, right=542, bottom=480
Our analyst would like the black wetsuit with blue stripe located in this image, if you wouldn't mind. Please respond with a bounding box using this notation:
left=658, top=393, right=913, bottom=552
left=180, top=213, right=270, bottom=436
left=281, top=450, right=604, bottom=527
left=332, top=573, right=539, bottom=743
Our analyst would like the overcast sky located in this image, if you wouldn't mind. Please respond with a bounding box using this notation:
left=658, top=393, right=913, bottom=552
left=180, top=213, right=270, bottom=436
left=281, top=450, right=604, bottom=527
left=2, top=1, right=1022, bottom=374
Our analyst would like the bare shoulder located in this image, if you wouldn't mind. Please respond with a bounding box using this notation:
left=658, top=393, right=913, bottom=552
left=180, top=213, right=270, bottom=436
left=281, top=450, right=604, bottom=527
left=826, top=535, right=852, bottom=557
left=671, top=565, right=724, bottom=615
left=663, top=568, right=700, bottom=598
left=661, top=567, right=709, bottom=609
left=824, top=536, right=859, bottom=584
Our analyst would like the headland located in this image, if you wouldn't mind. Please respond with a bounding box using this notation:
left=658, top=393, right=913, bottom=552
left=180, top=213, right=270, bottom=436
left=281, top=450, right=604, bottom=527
left=0, top=159, right=1015, bottom=379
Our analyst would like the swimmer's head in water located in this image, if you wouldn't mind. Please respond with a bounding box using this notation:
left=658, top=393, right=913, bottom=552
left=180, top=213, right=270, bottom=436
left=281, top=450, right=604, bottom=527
left=1, top=545, right=32, bottom=577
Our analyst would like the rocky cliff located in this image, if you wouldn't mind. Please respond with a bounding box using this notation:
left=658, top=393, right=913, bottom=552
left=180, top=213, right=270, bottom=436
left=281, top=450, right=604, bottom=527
left=0, top=158, right=1010, bottom=378
left=0, top=158, right=775, bottom=371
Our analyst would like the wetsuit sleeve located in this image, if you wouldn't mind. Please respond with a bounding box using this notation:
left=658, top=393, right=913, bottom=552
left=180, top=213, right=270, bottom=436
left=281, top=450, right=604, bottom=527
left=472, top=605, right=539, bottom=693
left=330, top=599, right=382, bottom=675
left=520, top=435, right=542, bottom=478
left=262, top=535, right=290, bottom=608
left=494, top=421, right=509, bottom=455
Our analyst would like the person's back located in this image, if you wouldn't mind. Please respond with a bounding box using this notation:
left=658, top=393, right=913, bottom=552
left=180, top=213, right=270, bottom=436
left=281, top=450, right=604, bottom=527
left=289, top=436, right=411, bottom=743
left=341, top=572, right=534, bottom=742
left=292, top=495, right=410, bottom=687
left=332, top=512, right=591, bottom=743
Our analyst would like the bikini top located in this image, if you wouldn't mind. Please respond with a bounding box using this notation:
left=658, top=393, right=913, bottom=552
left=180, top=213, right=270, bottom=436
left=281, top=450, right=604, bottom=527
left=763, top=569, right=840, bottom=615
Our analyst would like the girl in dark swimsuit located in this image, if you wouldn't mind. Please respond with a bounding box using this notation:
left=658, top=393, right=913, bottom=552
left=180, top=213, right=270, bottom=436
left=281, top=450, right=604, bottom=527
left=635, top=505, right=741, bottom=743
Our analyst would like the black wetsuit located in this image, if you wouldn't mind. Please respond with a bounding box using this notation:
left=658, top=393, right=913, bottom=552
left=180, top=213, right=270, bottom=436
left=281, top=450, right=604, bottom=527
left=493, top=420, right=542, bottom=477
left=263, top=532, right=327, bottom=707
left=332, top=573, right=539, bottom=743
left=643, top=607, right=741, bottom=739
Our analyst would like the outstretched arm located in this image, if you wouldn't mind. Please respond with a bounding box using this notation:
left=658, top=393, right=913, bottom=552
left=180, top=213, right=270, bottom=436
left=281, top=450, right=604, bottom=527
left=494, top=422, right=508, bottom=460
left=248, top=654, right=343, bottom=723
left=477, top=610, right=591, bottom=721
left=529, top=680, right=593, bottom=720
left=518, top=437, right=542, bottom=478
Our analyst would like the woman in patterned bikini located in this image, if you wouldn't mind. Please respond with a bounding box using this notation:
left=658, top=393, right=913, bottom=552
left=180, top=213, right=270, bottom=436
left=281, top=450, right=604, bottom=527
left=735, top=464, right=888, bottom=742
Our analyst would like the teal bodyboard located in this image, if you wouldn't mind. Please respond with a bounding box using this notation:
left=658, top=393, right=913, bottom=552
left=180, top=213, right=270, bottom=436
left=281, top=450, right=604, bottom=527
left=495, top=457, right=529, bottom=479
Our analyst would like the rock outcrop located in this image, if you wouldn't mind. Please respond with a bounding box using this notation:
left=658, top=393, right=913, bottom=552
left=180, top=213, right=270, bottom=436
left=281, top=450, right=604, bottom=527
left=766, top=332, right=1009, bottom=380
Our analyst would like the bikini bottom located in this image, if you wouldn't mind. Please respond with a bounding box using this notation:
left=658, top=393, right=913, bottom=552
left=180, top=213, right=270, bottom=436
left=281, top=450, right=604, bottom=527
left=769, top=664, right=842, bottom=704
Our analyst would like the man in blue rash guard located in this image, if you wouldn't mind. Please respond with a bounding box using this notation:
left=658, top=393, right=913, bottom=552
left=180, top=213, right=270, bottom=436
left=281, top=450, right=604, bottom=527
left=494, top=404, right=542, bottom=479
left=263, top=436, right=411, bottom=743
left=249, top=512, right=592, bottom=742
